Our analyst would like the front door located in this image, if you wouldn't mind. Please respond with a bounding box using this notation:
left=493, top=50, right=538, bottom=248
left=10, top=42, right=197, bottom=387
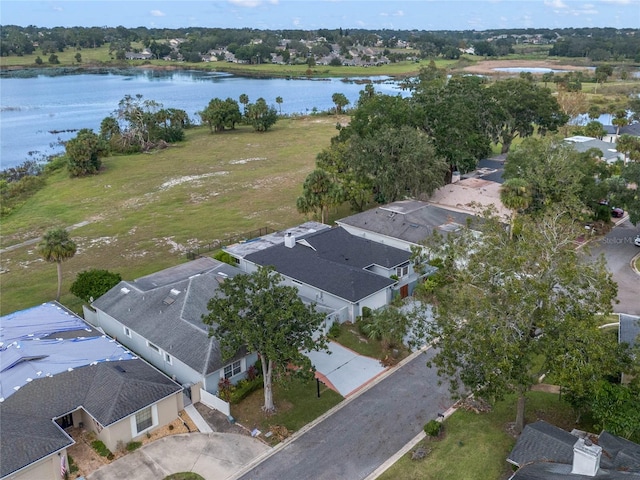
left=400, top=284, right=409, bottom=298
left=56, top=413, right=74, bottom=429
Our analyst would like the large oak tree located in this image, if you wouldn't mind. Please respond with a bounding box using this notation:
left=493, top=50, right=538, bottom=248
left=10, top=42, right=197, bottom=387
left=203, top=266, right=328, bottom=412
left=422, top=210, right=617, bottom=434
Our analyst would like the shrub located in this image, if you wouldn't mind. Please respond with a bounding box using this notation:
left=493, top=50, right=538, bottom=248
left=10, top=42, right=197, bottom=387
left=91, top=440, right=113, bottom=457
left=218, top=377, right=233, bottom=402
left=362, top=306, right=372, bottom=318
left=328, top=321, right=341, bottom=339
left=246, top=364, right=258, bottom=381
left=230, top=376, right=263, bottom=404
left=70, top=269, right=122, bottom=302
left=126, top=441, right=142, bottom=451
left=424, top=419, right=442, bottom=437
left=213, top=250, right=235, bottom=266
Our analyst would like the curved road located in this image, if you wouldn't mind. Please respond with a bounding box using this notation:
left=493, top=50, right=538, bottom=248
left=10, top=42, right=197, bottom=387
left=233, top=348, right=452, bottom=480
left=588, top=218, right=640, bottom=315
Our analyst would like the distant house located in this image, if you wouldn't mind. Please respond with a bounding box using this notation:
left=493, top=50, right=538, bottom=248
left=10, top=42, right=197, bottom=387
left=564, top=135, right=623, bottom=164
left=0, top=302, right=182, bottom=480
left=335, top=200, right=476, bottom=253
left=88, top=257, right=258, bottom=397
left=603, top=122, right=640, bottom=143
left=225, top=223, right=416, bottom=320
left=507, top=420, right=640, bottom=479
left=125, top=50, right=153, bottom=60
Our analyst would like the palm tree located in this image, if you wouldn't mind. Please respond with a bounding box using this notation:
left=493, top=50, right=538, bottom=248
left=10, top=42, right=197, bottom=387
left=296, top=169, right=342, bottom=224
left=239, top=94, right=249, bottom=115
left=500, top=178, right=532, bottom=240
left=275, top=96, right=283, bottom=115
left=612, top=109, right=629, bottom=139
left=37, top=228, right=77, bottom=301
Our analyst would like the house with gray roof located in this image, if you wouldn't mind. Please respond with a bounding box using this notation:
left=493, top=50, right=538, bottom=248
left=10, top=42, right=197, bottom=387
left=225, top=224, right=416, bottom=321
left=88, top=257, right=259, bottom=396
left=507, top=420, right=640, bottom=480
left=564, top=135, right=623, bottom=164
left=335, top=200, right=477, bottom=253
left=0, top=302, right=182, bottom=480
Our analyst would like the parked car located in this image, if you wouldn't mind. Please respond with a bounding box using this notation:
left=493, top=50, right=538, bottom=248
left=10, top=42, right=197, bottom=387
left=635, top=235, right=640, bottom=247
left=611, top=207, right=624, bottom=218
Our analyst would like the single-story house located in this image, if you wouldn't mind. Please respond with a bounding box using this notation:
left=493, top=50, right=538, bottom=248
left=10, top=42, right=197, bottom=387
left=564, top=135, right=623, bottom=164
left=225, top=223, right=416, bottom=321
left=507, top=420, right=640, bottom=479
left=0, top=302, right=183, bottom=480
left=88, top=257, right=258, bottom=396
left=335, top=200, right=476, bottom=253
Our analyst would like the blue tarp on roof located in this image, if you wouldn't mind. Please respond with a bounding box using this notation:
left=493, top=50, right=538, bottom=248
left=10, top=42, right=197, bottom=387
left=0, top=303, right=134, bottom=402
left=0, top=302, right=90, bottom=345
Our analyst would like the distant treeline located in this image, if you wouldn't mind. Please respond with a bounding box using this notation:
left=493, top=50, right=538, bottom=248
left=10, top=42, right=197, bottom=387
left=1, top=25, right=639, bottom=62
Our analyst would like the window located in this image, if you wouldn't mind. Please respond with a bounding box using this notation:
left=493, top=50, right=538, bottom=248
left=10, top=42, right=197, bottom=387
left=135, top=407, right=153, bottom=434
left=124, top=326, right=131, bottom=338
left=165, top=353, right=172, bottom=364
left=223, top=360, right=242, bottom=379
left=396, top=265, right=409, bottom=278
left=147, top=342, right=160, bottom=354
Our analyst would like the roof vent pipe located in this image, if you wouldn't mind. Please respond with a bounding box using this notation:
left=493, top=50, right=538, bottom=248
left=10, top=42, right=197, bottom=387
left=284, top=232, right=296, bottom=248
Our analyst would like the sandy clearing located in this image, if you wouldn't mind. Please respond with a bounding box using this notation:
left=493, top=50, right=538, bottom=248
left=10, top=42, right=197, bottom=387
left=159, top=172, right=229, bottom=190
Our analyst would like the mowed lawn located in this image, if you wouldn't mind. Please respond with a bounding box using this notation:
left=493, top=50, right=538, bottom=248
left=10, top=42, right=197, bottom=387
left=0, top=117, right=341, bottom=314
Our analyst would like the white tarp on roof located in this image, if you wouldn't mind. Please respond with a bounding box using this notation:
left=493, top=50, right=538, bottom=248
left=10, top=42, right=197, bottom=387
left=0, top=303, right=134, bottom=402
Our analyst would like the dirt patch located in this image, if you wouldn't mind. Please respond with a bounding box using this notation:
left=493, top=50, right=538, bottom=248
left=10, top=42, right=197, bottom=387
left=65, top=410, right=199, bottom=479
left=461, top=59, right=593, bottom=75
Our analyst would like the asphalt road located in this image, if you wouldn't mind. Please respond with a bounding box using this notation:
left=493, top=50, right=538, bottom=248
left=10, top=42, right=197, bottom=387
left=234, top=348, right=452, bottom=480
left=587, top=218, right=640, bottom=315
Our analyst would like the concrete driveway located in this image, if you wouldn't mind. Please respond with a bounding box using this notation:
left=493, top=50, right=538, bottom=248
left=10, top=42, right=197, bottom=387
left=87, top=433, right=269, bottom=480
left=306, top=341, right=387, bottom=397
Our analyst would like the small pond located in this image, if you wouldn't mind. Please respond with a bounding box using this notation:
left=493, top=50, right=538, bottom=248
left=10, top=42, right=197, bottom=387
left=492, top=67, right=569, bottom=74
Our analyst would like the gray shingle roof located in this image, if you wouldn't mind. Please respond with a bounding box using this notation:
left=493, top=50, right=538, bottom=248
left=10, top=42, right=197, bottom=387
left=336, top=200, right=476, bottom=247
left=244, top=227, right=406, bottom=302
left=508, top=421, right=640, bottom=480
left=619, top=314, right=640, bottom=347
left=92, top=257, right=246, bottom=375
left=0, top=360, right=181, bottom=478
left=508, top=420, right=577, bottom=466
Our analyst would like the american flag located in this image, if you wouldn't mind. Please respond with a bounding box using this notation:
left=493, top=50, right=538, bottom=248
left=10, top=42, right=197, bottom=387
left=60, top=455, right=66, bottom=478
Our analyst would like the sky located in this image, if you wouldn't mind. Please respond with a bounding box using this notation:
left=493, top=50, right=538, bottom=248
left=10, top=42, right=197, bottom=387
left=1, top=0, right=639, bottom=31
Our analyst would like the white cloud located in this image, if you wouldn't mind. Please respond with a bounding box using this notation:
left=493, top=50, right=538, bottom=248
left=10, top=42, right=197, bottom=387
left=150, top=10, right=166, bottom=17
left=393, top=10, right=405, bottom=17
left=51, top=5, right=63, bottom=12
left=228, top=0, right=262, bottom=7
left=292, top=17, right=300, bottom=26
left=601, top=0, right=632, bottom=4
left=268, top=0, right=279, bottom=4
left=544, top=0, right=568, bottom=7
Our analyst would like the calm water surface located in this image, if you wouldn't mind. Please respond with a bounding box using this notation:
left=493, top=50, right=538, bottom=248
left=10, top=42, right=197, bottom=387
left=0, top=70, right=406, bottom=170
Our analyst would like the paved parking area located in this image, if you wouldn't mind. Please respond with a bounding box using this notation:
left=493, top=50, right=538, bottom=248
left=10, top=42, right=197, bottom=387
left=87, top=433, right=269, bottom=480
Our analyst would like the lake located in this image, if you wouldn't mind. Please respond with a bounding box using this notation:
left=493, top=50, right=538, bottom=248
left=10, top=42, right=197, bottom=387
left=0, top=69, right=407, bottom=170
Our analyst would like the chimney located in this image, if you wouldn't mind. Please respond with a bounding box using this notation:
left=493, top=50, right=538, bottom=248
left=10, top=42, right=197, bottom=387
left=571, top=437, right=602, bottom=477
left=284, top=232, right=296, bottom=248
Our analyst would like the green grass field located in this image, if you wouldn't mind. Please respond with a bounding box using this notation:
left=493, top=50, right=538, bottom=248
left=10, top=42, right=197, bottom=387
left=0, top=118, right=343, bottom=314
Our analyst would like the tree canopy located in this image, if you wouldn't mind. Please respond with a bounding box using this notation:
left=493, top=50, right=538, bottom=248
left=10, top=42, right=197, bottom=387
left=421, top=210, right=618, bottom=434
left=70, top=269, right=122, bottom=302
left=203, top=266, right=328, bottom=412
